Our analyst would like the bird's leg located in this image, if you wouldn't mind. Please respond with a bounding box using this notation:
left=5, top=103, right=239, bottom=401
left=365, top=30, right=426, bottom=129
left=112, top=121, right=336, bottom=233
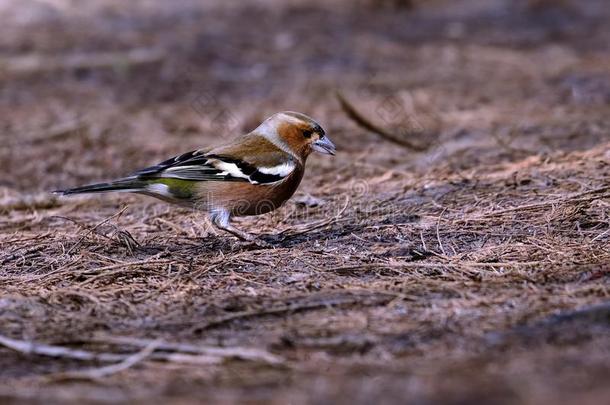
left=210, top=209, right=257, bottom=242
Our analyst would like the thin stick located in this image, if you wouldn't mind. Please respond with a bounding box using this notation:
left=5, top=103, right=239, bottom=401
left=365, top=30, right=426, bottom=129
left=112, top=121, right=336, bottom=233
left=65, top=206, right=129, bottom=255
left=419, top=230, right=428, bottom=252
left=336, top=91, right=428, bottom=151
left=75, top=259, right=171, bottom=286
left=279, top=196, right=350, bottom=238
left=329, top=260, right=545, bottom=274
left=0, top=333, right=284, bottom=367
left=193, top=292, right=393, bottom=333
left=436, top=208, right=447, bottom=256
left=2, top=48, right=164, bottom=77
left=591, top=228, right=610, bottom=242
left=466, top=187, right=610, bottom=220
left=90, top=336, right=284, bottom=365
left=0, top=334, right=125, bottom=362
left=54, top=340, right=160, bottom=380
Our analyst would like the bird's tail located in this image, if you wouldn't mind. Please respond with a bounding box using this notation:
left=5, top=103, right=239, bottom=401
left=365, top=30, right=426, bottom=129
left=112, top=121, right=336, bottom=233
left=53, top=178, right=146, bottom=196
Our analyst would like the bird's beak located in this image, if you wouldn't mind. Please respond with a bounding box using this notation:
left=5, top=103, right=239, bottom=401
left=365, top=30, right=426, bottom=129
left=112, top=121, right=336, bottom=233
left=312, top=136, right=336, bottom=156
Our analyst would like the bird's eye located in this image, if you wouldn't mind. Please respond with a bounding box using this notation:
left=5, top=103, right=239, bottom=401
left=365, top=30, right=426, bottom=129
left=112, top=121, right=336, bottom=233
left=302, top=129, right=314, bottom=138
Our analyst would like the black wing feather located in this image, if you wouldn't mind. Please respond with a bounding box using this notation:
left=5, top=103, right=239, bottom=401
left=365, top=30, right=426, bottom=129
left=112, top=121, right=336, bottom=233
left=132, top=150, right=202, bottom=177
left=131, top=151, right=287, bottom=184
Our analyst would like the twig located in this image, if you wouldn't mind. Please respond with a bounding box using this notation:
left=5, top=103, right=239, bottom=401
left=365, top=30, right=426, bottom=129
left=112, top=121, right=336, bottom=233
left=463, top=187, right=610, bottom=221
left=193, top=292, right=393, bottom=333
left=336, top=91, right=428, bottom=151
left=0, top=333, right=284, bottom=368
left=90, top=336, right=284, bottom=365
left=53, top=340, right=160, bottom=380
left=419, top=230, right=428, bottom=252
left=1, top=245, right=46, bottom=266
left=279, top=196, right=350, bottom=238
left=1, top=48, right=165, bottom=77
left=329, top=260, right=545, bottom=274
left=75, top=260, right=171, bottom=286
left=0, top=334, right=125, bottom=362
left=591, top=228, right=610, bottom=242
left=65, top=206, right=129, bottom=255
left=436, top=208, right=447, bottom=256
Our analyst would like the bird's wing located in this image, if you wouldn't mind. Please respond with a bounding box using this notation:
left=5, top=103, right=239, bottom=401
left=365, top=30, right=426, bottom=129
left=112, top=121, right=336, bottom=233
left=131, top=149, right=246, bottom=182
left=132, top=137, right=297, bottom=185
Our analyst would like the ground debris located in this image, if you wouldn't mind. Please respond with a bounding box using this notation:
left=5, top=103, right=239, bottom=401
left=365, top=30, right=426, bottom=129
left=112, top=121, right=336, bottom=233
left=1, top=0, right=610, bottom=403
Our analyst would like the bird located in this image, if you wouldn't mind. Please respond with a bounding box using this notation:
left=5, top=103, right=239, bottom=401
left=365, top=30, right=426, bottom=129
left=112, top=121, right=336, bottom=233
left=54, top=111, right=336, bottom=244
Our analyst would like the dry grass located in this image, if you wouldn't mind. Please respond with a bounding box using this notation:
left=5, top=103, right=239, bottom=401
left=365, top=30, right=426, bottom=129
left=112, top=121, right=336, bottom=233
left=1, top=0, right=609, bottom=403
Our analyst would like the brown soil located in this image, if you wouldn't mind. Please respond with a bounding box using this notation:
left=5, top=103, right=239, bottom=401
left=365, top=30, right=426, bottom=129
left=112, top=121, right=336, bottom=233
left=1, top=0, right=609, bottom=403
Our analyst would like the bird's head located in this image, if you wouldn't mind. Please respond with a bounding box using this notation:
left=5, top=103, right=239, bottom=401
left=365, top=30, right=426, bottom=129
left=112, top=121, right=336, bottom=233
left=255, top=111, right=336, bottom=161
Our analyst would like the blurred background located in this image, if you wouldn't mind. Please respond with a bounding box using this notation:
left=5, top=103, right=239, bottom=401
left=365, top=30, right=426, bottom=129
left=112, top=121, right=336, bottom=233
left=1, top=0, right=609, bottom=192
left=1, top=1, right=609, bottom=404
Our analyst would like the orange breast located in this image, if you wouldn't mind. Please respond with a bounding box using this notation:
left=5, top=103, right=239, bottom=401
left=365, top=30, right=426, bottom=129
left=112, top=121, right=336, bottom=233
left=194, top=166, right=305, bottom=216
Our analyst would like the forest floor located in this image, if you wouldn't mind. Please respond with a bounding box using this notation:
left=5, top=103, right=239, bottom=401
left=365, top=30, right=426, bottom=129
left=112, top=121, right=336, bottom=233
left=0, top=0, right=609, bottom=403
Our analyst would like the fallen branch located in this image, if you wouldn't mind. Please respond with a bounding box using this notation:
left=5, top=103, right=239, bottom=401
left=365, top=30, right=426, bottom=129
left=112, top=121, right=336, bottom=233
left=329, top=260, right=543, bottom=274
left=1, top=48, right=165, bottom=77
left=91, top=336, right=284, bottom=365
left=193, top=292, right=393, bottom=333
left=0, top=334, right=125, bottom=362
left=53, top=340, right=160, bottom=380
left=0, top=333, right=285, bottom=369
left=336, top=91, right=429, bottom=151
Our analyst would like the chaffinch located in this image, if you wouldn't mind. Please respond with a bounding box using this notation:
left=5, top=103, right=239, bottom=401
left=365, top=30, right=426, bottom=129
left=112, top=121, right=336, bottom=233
left=55, top=111, right=336, bottom=242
